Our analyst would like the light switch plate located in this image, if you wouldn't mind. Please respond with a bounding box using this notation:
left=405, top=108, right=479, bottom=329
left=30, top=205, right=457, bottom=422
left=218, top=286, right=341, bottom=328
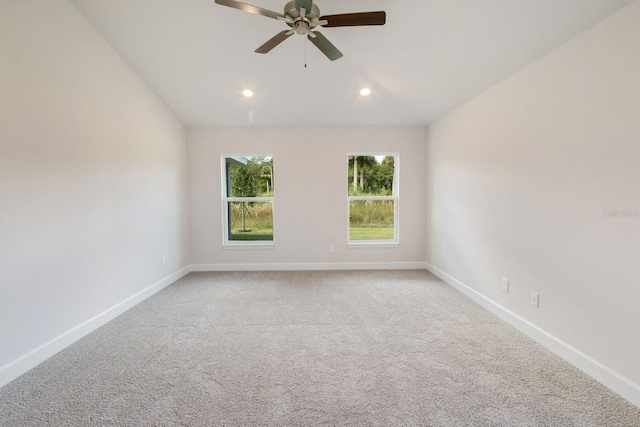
left=501, top=278, right=509, bottom=293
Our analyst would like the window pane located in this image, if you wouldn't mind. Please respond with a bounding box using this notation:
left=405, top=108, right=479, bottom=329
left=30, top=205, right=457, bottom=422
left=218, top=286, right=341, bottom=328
left=347, top=155, right=394, bottom=196
left=225, top=156, right=274, bottom=197
left=228, top=202, right=273, bottom=241
left=349, top=200, right=395, bottom=240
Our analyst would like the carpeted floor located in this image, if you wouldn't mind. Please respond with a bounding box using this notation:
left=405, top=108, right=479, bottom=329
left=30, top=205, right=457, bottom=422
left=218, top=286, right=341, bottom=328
left=1, top=270, right=639, bottom=426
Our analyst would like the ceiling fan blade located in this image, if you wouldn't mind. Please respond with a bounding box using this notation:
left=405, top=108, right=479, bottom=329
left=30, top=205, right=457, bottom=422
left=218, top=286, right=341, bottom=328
left=295, top=0, right=313, bottom=13
left=277, top=15, right=294, bottom=24
left=307, top=31, right=343, bottom=61
left=255, top=31, right=293, bottom=54
left=320, top=11, right=386, bottom=27
left=215, top=0, right=283, bottom=20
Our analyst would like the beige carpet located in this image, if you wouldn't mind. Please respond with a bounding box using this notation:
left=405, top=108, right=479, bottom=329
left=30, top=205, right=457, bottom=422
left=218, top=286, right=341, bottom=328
left=0, top=270, right=638, bottom=426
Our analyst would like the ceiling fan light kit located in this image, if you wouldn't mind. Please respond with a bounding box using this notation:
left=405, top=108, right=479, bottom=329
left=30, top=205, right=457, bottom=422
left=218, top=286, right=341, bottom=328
left=214, top=0, right=386, bottom=61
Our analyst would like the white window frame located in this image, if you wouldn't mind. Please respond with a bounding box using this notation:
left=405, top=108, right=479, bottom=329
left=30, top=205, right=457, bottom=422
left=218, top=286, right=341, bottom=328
left=221, top=154, right=275, bottom=248
left=347, top=152, right=399, bottom=248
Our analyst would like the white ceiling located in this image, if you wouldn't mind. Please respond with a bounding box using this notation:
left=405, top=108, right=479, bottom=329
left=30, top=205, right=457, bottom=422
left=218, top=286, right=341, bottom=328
left=69, top=0, right=634, bottom=127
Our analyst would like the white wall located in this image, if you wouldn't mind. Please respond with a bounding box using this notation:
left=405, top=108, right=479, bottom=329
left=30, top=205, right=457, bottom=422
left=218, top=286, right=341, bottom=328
left=426, top=0, right=640, bottom=399
left=188, top=127, right=427, bottom=268
left=0, top=0, right=189, bottom=382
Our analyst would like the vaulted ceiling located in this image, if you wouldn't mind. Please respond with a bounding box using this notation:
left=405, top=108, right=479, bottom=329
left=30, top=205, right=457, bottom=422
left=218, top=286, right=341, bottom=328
left=69, top=0, right=634, bottom=126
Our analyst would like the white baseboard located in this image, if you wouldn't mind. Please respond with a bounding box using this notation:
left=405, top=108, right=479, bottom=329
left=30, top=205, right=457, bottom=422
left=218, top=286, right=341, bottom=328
left=425, top=262, right=640, bottom=408
left=0, top=265, right=192, bottom=389
left=191, top=262, right=428, bottom=272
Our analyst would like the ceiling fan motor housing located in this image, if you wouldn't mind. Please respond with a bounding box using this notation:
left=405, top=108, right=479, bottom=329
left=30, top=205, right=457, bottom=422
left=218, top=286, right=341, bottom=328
left=284, top=1, right=320, bottom=20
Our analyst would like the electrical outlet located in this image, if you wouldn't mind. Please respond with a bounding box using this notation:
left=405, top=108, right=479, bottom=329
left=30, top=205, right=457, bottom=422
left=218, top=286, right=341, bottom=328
left=530, top=292, right=539, bottom=307
left=329, top=245, right=335, bottom=254
left=501, top=278, right=509, bottom=293
left=161, top=256, right=167, bottom=267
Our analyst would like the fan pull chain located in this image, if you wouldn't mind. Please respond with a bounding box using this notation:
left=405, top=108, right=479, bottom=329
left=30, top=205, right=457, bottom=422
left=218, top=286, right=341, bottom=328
left=304, top=37, right=308, bottom=68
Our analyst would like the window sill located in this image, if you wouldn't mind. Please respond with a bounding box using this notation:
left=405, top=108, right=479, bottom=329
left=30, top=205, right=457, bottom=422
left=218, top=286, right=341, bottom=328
left=348, top=241, right=399, bottom=248
left=223, top=242, right=275, bottom=250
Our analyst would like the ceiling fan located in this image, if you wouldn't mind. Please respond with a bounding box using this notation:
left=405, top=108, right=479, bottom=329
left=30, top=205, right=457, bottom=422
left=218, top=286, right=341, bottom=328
left=214, top=0, right=386, bottom=61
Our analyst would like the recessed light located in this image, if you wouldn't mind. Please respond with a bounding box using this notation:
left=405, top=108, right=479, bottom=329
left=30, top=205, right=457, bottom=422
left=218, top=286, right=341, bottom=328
left=242, top=89, right=254, bottom=98
left=360, top=87, right=371, bottom=97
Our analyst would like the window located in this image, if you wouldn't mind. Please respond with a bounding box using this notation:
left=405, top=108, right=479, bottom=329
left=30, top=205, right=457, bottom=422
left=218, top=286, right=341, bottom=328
left=348, top=154, right=398, bottom=245
left=222, top=156, right=274, bottom=246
